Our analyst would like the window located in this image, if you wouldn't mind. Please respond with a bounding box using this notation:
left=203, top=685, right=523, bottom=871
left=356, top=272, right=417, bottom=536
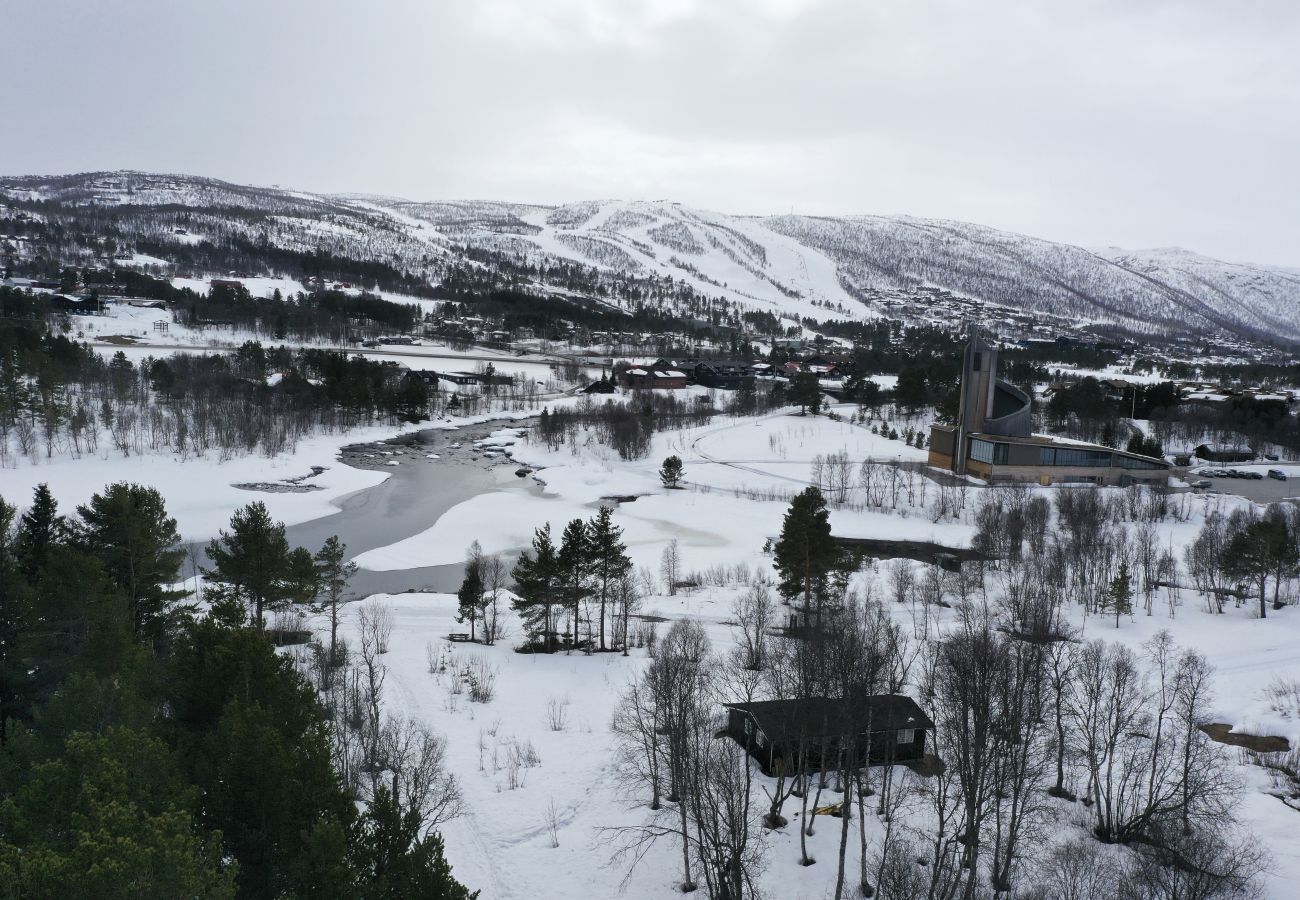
left=972, top=352, right=982, bottom=372
left=1039, top=446, right=1114, bottom=468
left=743, top=717, right=754, bottom=737
left=896, top=728, right=915, bottom=745
left=970, top=439, right=1008, bottom=465
left=1118, top=454, right=1167, bottom=470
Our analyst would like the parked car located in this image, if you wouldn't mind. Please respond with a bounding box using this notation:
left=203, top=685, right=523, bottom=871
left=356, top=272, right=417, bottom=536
left=1269, top=469, right=1288, bottom=481
left=1190, top=479, right=1212, bottom=489
left=1265, top=453, right=1280, bottom=461
left=1245, top=471, right=1264, bottom=480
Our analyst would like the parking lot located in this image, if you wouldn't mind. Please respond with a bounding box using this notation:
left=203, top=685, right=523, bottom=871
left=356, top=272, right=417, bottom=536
left=1184, top=463, right=1300, bottom=503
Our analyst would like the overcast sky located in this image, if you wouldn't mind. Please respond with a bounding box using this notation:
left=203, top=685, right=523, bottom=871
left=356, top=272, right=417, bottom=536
left=3, top=0, right=1297, bottom=264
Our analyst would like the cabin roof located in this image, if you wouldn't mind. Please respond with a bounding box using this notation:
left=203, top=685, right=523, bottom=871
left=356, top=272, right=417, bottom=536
left=725, top=694, right=933, bottom=742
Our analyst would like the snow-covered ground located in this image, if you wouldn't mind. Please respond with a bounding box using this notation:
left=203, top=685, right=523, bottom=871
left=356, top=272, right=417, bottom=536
left=335, top=408, right=1300, bottom=899
left=330, top=535, right=1300, bottom=899
left=69, top=301, right=600, bottom=384
left=354, top=408, right=951, bottom=575
left=0, top=423, right=403, bottom=541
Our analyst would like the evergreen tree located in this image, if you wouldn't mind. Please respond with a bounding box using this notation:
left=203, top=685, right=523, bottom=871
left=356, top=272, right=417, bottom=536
left=587, top=506, right=632, bottom=651
left=511, top=524, right=561, bottom=652
left=789, top=371, right=823, bottom=415
left=351, top=787, right=478, bottom=900
left=0, top=498, right=30, bottom=743
left=894, top=364, right=928, bottom=412
left=456, top=545, right=485, bottom=642
left=772, top=487, right=838, bottom=606
left=75, top=483, right=185, bottom=643
left=1222, top=517, right=1297, bottom=618
left=659, top=454, right=685, bottom=489
left=1106, top=562, right=1134, bottom=628
left=733, top=376, right=757, bottom=414
left=168, top=620, right=359, bottom=898
left=558, top=518, right=593, bottom=650
left=0, top=727, right=237, bottom=898
left=313, top=535, right=356, bottom=667
left=204, top=501, right=299, bottom=630
left=15, top=483, right=65, bottom=583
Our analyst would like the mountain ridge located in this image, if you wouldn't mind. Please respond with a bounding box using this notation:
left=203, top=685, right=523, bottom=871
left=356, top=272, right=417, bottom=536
left=2, top=170, right=1297, bottom=343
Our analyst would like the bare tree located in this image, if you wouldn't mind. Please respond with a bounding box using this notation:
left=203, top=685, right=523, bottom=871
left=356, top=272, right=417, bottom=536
left=481, top=553, right=507, bottom=646
left=731, top=582, right=773, bottom=671
left=609, top=619, right=712, bottom=892
left=661, top=539, right=682, bottom=597
left=374, top=714, right=463, bottom=833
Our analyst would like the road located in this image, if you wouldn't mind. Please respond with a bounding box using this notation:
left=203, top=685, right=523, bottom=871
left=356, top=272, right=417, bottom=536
left=89, top=338, right=602, bottom=372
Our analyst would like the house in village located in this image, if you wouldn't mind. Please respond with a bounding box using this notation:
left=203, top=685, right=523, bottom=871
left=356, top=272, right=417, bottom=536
left=621, top=366, right=688, bottom=390
left=693, top=362, right=753, bottom=390
left=582, top=376, right=617, bottom=395
left=724, top=695, right=933, bottom=775
left=1194, top=444, right=1255, bottom=463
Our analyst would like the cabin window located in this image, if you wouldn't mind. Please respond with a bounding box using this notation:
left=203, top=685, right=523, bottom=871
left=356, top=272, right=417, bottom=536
left=743, top=717, right=754, bottom=737
left=972, top=352, right=982, bottom=372
left=896, top=728, right=915, bottom=745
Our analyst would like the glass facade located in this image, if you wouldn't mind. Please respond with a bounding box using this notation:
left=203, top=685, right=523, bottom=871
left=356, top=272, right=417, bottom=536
left=1038, top=446, right=1114, bottom=467
left=967, top=438, right=1169, bottom=474
left=970, top=439, right=1008, bottom=464
left=1118, top=454, right=1167, bottom=470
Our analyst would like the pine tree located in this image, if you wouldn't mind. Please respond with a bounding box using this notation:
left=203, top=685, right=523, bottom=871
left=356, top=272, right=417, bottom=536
left=789, top=371, right=823, bottom=415
left=558, top=518, right=593, bottom=650
left=204, top=501, right=298, bottom=631
left=587, top=506, right=632, bottom=651
left=773, top=487, right=838, bottom=606
left=511, top=524, right=561, bottom=652
left=352, top=787, right=478, bottom=899
left=659, top=455, right=685, bottom=489
left=456, top=545, right=485, bottom=642
left=75, top=483, right=185, bottom=642
left=313, top=535, right=357, bottom=667
left=0, top=497, right=31, bottom=742
left=1106, top=562, right=1134, bottom=628
left=16, top=483, right=65, bottom=583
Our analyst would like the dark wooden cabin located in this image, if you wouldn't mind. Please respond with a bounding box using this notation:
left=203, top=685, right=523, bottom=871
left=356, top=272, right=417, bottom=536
left=724, top=695, right=933, bottom=776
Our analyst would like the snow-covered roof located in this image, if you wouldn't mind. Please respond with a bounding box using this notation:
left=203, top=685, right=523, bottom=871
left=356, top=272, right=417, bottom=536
left=655, top=370, right=686, bottom=378
left=626, top=368, right=648, bottom=376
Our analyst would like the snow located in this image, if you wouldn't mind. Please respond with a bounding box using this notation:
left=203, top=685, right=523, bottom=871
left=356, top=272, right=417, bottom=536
left=333, top=408, right=1300, bottom=898
left=0, top=424, right=406, bottom=542
left=332, top=509, right=1300, bottom=900
left=173, top=274, right=309, bottom=299
left=355, top=409, right=939, bottom=574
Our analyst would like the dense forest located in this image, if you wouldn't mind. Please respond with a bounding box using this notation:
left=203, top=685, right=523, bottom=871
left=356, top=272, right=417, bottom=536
left=0, top=483, right=476, bottom=898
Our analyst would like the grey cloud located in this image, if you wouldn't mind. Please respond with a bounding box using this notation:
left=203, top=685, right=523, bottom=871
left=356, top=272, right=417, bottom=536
left=0, top=0, right=1295, bottom=264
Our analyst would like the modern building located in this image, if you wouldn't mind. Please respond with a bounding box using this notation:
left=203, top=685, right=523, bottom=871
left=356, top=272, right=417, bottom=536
left=724, top=695, right=933, bottom=775
left=928, top=330, right=1171, bottom=486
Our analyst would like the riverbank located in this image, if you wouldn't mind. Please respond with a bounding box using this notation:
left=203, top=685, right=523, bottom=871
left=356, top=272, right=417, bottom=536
left=285, top=420, right=539, bottom=596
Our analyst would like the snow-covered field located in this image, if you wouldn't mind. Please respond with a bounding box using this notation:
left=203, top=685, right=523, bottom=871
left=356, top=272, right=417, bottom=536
left=7, top=344, right=1300, bottom=897
left=355, top=408, right=952, bottom=574
left=71, top=302, right=596, bottom=383
left=0, top=422, right=403, bottom=541
left=333, top=409, right=1300, bottom=899
left=330, top=543, right=1300, bottom=899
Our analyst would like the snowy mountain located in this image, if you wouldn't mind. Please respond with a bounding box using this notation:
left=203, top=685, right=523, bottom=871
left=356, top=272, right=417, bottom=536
left=3, top=171, right=1297, bottom=343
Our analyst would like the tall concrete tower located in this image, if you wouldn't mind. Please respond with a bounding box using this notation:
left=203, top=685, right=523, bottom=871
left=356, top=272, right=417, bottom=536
left=953, top=327, right=996, bottom=474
